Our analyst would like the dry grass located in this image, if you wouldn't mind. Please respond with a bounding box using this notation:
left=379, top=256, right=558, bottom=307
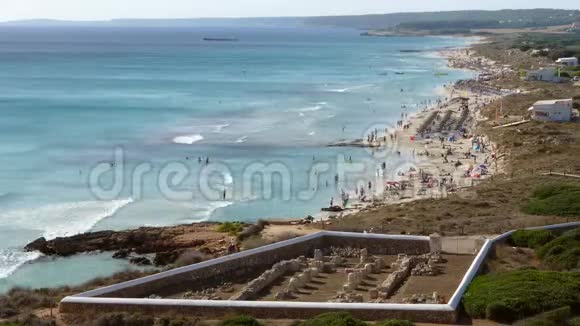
left=485, top=245, right=540, bottom=273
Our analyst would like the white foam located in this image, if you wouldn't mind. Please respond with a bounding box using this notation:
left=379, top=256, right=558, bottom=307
left=0, top=198, right=134, bottom=240
left=309, top=131, right=316, bottom=136
left=201, top=201, right=234, bottom=218
left=326, top=84, right=372, bottom=93
left=288, top=105, right=324, bottom=114
left=173, top=134, right=204, bottom=145
left=212, top=124, right=230, bottom=133
left=327, top=88, right=348, bottom=93
left=298, top=105, right=323, bottom=112
left=0, top=249, right=42, bottom=279
left=0, top=198, right=133, bottom=279
left=224, top=173, right=234, bottom=185
left=235, top=136, right=248, bottom=143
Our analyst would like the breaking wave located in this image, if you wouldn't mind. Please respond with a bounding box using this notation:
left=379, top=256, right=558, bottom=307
left=0, top=198, right=133, bottom=279
left=173, top=134, right=204, bottom=145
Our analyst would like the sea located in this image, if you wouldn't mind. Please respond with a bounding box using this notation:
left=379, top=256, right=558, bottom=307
left=0, top=25, right=473, bottom=293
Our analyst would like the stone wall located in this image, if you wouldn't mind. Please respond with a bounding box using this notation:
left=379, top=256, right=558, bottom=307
left=59, top=301, right=458, bottom=324
left=88, top=233, right=429, bottom=299
left=230, top=258, right=302, bottom=300
left=59, top=224, right=580, bottom=325
left=95, top=236, right=324, bottom=298
left=322, top=234, right=429, bottom=256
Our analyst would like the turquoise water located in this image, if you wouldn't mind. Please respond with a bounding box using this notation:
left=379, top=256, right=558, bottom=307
left=0, top=26, right=472, bottom=292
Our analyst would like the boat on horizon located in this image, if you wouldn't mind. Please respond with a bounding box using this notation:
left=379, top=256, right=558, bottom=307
left=203, top=37, right=239, bottom=42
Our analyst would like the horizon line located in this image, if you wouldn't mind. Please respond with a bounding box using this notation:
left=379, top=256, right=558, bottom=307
left=1, top=7, right=578, bottom=24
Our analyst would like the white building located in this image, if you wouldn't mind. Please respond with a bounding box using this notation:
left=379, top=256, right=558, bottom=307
left=528, top=99, right=573, bottom=122
left=556, top=57, right=579, bottom=67
left=524, top=68, right=561, bottom=83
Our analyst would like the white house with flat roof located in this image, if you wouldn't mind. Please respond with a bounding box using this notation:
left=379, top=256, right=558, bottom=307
left=524, top=68, right=561, bottom=83
left=556, top=57, right=578, bottom=67
left=528, top=99, right=573, bottom=122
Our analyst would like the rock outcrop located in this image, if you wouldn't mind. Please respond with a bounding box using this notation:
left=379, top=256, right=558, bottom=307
left=24, top=223, right=230, bottom=266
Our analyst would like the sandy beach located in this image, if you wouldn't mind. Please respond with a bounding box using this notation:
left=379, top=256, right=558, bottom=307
left=314, top=45, right=514, bottom=225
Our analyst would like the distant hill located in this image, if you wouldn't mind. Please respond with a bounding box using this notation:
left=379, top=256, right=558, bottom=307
left=2, top=9, right=579, bottom=31
left=303, top=9, right=580, bottom=30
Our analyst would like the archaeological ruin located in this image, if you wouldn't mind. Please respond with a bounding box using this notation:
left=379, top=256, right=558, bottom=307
left=59, top=230, right=493, bottom=324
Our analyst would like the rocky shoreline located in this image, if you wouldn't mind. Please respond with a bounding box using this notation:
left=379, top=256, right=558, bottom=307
left=24, top=222, right=233, bottom=266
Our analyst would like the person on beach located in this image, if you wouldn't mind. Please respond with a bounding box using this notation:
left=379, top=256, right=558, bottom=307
left=330, top=197, right=334, bottom=208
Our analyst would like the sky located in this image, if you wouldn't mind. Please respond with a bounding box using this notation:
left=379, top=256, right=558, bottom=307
left=0, top=0, right=578, bottom=21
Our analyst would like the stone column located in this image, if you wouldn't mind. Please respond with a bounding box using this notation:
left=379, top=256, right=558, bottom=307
left=347, top=272, right=358, bottom=285
left=314, top=249, right=323, bottom=261
left=288, top=277, right=301, bottom=291
left=361, top=248, right=368, bottom=261
left=364, top=263, right=374, bottom=275
left=429, top=233, right=442, bottom=254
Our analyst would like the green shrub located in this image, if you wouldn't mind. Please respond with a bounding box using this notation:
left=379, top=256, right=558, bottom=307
left=569, top=317, right=580, bottom=326
left=218, top=315, right=262, bottom=326
left=92, top=312, right=154, bottom=326
left=523, top=184, right=580, bottom=217
left=462, top=269, right=580, bottom=322
left=485, top=302, right=517, bottom=323
left=377, top=320, right=414, bottom=326
left=301, top=312, right=367, bottom=326
left=513, top=306, right=572, bottom=326
left=545, top=245, right=566, bottom=256
left=537, top=228, right=580, bottom=270
left=4, top=313, right=56, bottom=326
left=156, top=316, right=201, bottom=326
left=236, top=220, right=269, bottom=242
left=0, top=297, right=18, bottom=319
left=216, top=222, right=245, bottom=236
left=510, top=229, right=555, bottom=248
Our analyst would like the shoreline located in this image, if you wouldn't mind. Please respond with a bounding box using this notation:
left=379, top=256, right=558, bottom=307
left=311, top=43, right=510, bottom=224
left=13, top=36, right=507, bottom=289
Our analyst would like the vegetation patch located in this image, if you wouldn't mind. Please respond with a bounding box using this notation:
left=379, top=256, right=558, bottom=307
left=301, top=312, right=367, bottom=326
left=377, top=320, right=415, bottom=326
left=218, top=315, right=262, bottom=326
left=512, top=33, right=580, bottom=61
left=537, top=228, right=580, bottom=270
left=513, top=306, right=573, bottom=326
left=236, top=220, right=269, bottom=242
left=522, top=184, right=580, bottom=217
left=462, top=269, right=580, bottom=323
left=217, top=222, right=245, bottom=236
left=510, top=229, right=555, bottom=248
